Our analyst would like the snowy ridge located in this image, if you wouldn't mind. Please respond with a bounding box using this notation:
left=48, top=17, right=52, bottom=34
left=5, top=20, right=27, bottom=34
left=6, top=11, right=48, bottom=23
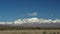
left=14, top=18, right=60, bottom=24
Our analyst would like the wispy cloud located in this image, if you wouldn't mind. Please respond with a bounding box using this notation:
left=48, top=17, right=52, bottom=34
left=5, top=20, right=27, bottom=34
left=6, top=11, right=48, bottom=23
left=27, top=12, right=38, bottom=16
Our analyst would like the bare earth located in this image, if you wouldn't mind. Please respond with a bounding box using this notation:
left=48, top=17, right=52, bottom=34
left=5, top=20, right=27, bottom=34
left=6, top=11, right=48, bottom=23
left=0, top=30, right=60, bottom=34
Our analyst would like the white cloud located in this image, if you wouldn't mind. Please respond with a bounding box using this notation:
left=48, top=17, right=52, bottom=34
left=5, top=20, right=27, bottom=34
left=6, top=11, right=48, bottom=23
left=27, top=12, right=38, bottom=16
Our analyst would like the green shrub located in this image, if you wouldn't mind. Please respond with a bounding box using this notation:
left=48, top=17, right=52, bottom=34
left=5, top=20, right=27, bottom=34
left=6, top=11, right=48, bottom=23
left=43, top=31, right=46, bottom=34
left=22, top=32, right=27, bottom=34
left=53, top=32, right=56, bottom=34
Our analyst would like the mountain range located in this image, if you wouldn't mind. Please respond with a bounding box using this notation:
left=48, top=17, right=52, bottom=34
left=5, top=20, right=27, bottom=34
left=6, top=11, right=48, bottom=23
left=0, top=18, right=60, bottom=28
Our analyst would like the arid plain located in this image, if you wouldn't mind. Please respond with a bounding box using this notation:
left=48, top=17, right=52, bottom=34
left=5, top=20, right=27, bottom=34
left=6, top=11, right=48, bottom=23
left=0, top=30, right=60, bottom=34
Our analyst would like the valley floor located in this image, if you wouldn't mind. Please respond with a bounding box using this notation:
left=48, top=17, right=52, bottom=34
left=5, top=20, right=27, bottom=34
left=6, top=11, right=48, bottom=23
left=0, top=30, right=60, bottom=34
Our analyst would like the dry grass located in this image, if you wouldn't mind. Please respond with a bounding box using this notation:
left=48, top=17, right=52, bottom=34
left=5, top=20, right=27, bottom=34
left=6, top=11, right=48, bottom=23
left=0, top=30, right=60, bottom=34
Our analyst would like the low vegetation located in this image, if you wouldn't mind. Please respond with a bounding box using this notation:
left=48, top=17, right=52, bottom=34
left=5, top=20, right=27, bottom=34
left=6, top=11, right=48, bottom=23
left=0, top=30, right=60, bottom=34
left=0, top=25, right=60, bottom=34
left=0, top=25, right=60, bottom=31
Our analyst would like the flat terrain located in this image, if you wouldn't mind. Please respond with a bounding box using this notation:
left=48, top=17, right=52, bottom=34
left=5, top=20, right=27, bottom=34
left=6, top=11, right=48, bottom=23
left=0, top=30, right=60, bottom=34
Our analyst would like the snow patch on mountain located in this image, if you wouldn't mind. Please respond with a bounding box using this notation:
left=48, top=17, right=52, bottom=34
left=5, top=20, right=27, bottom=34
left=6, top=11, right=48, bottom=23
left=14, top=18, right=60, bottom=24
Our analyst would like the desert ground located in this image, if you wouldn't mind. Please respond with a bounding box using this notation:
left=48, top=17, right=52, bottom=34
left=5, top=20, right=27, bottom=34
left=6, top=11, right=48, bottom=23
left=0, top=30, right=60, bottom=34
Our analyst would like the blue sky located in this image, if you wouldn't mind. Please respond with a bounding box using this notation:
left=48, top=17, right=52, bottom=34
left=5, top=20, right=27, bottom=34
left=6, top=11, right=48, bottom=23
left=0, top=0, right=60, bottom=22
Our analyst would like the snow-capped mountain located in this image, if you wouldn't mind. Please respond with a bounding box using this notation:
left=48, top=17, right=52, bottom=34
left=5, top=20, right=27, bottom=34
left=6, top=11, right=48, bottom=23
left=14, top=18, right=60, bottom=24
left=0, top=18, right=60, bottom=27
left=12, top=18, right=60, bottom=27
